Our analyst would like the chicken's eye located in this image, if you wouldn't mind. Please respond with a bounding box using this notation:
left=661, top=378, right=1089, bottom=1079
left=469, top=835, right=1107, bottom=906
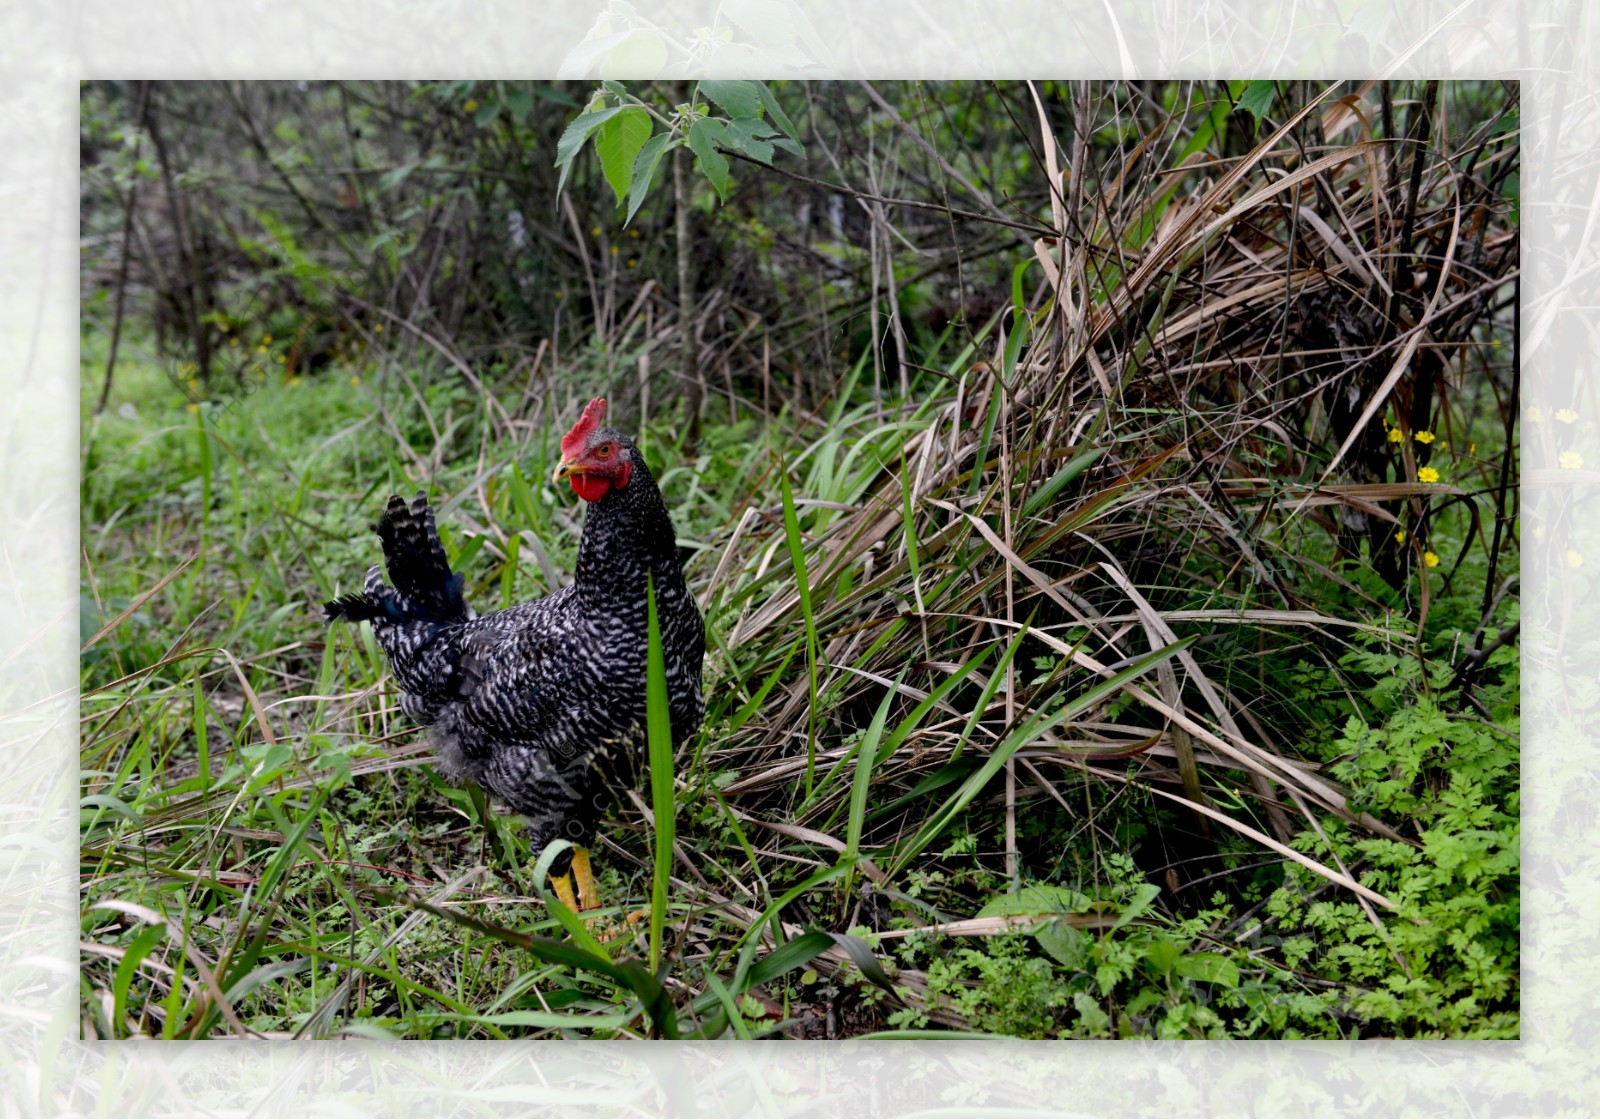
left=596, top=444, right=612, bottom=459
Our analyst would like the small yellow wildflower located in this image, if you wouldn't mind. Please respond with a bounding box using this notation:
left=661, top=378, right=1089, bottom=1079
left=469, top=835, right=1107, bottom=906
left=374, top=324, right=383, bottom=333
left=464, top=98, right=479, bottom=112
left=1490, top=338, right=1502, bottom=348
left=1561, top=451, right=1585, bottom=470
left=1424, top=551, right=1440, bottom=568
left=1395, top=528, right=1406, bottom=544
left=556, top=290, right=565, bottom=300
left=1558, top=408, right=1579, bottom=424
left=1418, top=467, right=1440, bottom=483
left=1533, top=524, right=1546, bottom=540
left=288, top=375, right=302, bottom=387
left=1528, top=406, right=1544, bottom=422
left=592, top=226, right=602, bottom=237
left=1469, top=443, right=1476, bottom=454
left=629, top=228, right=640, bottom=238
left=257, top=346, right=268, bottom=356
left=186, top=403, right=200, bottom=414
left=627, top=257, right=638, bottom=268
left=1414, top=430, right=1436, bottom=444
left=1569, top=549, right=1585, bottom=569
left=350, top=374, right=361, bottom=387
left=1387, top=427, right=1404, bottom=443
left=276, top=354, right=286, bottom=363
left=610, top=245, right=619, bottom=255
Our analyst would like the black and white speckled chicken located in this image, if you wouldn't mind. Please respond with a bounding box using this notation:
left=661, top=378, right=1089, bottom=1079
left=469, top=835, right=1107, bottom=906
left=325, top=397, right=705, bottom=912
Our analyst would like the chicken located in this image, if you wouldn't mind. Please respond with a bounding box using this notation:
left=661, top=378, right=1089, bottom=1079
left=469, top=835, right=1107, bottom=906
left=325, top=397, right=705, bottom=913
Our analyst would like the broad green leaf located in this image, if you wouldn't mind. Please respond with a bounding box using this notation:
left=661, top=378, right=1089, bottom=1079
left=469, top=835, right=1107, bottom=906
left=976, top=884, right=1092, bottom=918
left=722, top=116, right=777, bottom=165
left=625, top=132, right=675, bottom=226
left=555, top=105, right=625, bottom=195
left=699, top=80, right=763, bottom=120
left=596, top=107, right=652, bottom=207
left=687, top=118, right=732, bottom=202
left=1175, top=953, right=1241, bottom=988
left=505, top=88, right=534, bottom=124
left=1035, top=918, right=1090, bottom=969
left=755, top=81, right=801, bottom=142
left=1234, top=80, right=1278, bottom=125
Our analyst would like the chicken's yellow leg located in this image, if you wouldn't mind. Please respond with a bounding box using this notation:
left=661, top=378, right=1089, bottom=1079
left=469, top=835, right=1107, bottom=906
left=571, top=846, right=601, bottom=912
left=550, top=872, right=580, bottom=912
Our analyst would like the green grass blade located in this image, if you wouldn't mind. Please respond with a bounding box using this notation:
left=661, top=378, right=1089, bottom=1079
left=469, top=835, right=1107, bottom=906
left=645, top=574, right=675, bottom=975
left=778, top=457, right=820, bottom=797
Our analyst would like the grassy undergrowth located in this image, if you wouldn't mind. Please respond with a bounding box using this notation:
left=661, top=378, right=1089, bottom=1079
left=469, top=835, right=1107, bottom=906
left=80, top=81, right=1519, bottom=1040
left=79, top=335, right=1517, bottom=1040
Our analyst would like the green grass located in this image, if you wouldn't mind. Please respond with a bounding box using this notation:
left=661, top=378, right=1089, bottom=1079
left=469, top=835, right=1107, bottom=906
left=78, top=325, right=1518, bottom=1040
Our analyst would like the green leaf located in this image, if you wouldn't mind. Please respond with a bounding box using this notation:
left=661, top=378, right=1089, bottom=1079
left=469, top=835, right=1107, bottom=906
left=755, top=81, right=801, bottom=142
left=1109, top=882, right=1162, bottom=933
left=1174, top=952, right=1241, bottom=989
left=473, top=101, right=501, bottom=128
left=555, top=105, right=625, bottom=195
left=625, top=132, right=674, bottom=226
left=976, top=884, right=1092, bottom=918
left=1035, top=918, right=1090, bottom=969
left=505, top=88, right=534, bottom=124
left=687, top=118, right=732, bottom=202
left=596, top=107, right=652, bottom=208
left=698, top=80, right=763, bottom=120
left=722, top=116, right=777, bottom=165
left=1234, top=81, right=1278, bottom=126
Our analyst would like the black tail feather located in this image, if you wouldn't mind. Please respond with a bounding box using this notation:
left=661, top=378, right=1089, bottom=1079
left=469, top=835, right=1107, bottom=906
left=326, top=492, right=470, bottom=627
left=324, top=592, right=385, bottom=623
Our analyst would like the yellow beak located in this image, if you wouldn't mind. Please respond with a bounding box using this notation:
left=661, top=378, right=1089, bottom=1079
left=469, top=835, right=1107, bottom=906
left=551, top=457, right=585, bottom=485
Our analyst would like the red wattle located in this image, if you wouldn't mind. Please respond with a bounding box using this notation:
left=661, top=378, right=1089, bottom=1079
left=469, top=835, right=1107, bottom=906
left=571, top=473, right=611, bottom=502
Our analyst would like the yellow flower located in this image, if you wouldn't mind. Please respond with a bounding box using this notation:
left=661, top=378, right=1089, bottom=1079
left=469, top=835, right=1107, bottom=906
left=1528, top=406, right=1544, bottom=422
left=1569, top=549, right=1584, bottom=568
left=186, top=403, right=200, bottom=414
left=1490, top=338, right=1502, bottom=348
left=592, top=226, right=602, bottom=237
left=627, top=257, right=638, bottom=268
left=1387, top=427, right=1404, bottom=443
left=1394, top=528, right=1406, bottom=544
left=1418, top=467, right=1440, bottom=483
left=610, top=245, right=619, bottom=255
left=373, top=324, right=383, bottom=333
left=1561, top=451, right=1585, bottom=470
left=257, top=346, right=268, bottom=355
left=288, top=375, right=302, bottom=387
left=1533, top=524, right=1546, bottom=540
left=1424, top=551, right=1440, bottom=568
left=1558, top=409, right=1579, bottom=424
left=1413, top=430, right=1436, bottom=444
left=464, top=98, right=479, bottom=112
left=629, top=228, right=640, bottom=238
left=261, top=335, right=272, bottom=344
left=350, top=374, right=361, bottom=387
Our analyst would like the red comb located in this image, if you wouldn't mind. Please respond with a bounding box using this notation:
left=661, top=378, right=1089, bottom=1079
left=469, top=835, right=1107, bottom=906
left=560, top=397, right=608, bottom=459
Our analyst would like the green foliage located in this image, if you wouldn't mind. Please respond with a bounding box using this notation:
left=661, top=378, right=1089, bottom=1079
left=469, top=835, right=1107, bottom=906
left=555, top=79, right=803, bottom=220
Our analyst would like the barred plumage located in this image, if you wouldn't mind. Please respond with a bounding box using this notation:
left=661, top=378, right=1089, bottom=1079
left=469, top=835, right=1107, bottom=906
left=325, top=401, right=705, bottom=885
